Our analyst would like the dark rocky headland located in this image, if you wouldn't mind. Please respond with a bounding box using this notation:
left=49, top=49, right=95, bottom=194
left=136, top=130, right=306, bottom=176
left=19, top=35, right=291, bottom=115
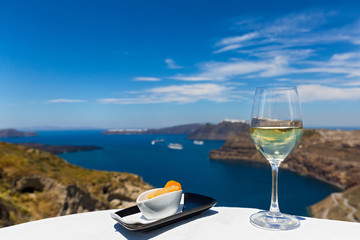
left=16, top=143, right=102, bottom=154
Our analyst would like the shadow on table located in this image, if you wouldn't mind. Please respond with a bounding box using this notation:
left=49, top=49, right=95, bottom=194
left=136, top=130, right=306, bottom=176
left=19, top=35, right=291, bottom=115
left=114, top=209, right=218, bottom=239
left=250, top=210, right=307, bottom=222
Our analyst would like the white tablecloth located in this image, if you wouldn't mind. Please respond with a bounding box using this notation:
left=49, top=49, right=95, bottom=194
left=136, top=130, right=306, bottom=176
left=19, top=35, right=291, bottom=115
left=0, top=207, right=359, bottom=240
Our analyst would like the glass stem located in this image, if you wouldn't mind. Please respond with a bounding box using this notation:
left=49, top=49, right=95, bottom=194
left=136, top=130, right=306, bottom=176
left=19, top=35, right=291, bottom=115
left=269, top=162, right=280, bottom=216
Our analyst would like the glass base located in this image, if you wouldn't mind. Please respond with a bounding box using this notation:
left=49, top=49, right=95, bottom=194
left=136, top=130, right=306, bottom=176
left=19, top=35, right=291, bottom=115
left=250, top=211, right=300, bottom=231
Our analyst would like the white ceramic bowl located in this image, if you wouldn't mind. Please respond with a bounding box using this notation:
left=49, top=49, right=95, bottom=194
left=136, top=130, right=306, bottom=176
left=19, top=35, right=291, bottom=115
left=136, top=188, right=183, bottom=220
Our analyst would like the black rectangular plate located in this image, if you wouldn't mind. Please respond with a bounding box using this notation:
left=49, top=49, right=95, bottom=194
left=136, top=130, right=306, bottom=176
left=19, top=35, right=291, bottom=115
left=111, top=192, right=217, bottom=231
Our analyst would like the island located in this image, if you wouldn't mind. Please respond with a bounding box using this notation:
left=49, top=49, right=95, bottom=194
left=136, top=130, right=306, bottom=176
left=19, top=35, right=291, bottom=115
left=102, top=120, right=250, bottom=137
left=0, top=129, right=38, bottom=138
left=102, top=123, right=203, bottom=135
left=187, top=119, right=249, bottom=140
left=16, top=143, right=102, bottom=154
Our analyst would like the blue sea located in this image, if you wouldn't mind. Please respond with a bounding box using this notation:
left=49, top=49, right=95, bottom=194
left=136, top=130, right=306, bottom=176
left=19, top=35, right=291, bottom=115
left=1, top=130, right=340, bottom=216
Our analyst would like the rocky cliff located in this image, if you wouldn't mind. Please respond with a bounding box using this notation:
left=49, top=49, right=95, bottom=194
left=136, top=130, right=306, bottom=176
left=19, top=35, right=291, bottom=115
left=187, top=120, right=249, bottom=140
left=210, top=129, right=360, bottom=222
left=0, top=141, right=152, bottom=227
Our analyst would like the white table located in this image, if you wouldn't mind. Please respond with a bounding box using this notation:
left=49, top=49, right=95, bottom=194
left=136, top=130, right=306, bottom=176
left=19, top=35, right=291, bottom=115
left=0, top=207, right=359, bottom=240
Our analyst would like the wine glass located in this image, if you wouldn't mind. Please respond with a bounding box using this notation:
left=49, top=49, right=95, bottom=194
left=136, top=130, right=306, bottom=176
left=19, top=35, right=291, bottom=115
left=249, top=85, right=303, bottom=230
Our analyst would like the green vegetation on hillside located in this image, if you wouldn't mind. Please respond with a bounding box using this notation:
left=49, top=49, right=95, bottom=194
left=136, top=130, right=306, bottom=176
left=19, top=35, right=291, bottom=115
left=0, top=141, right=152, bottom=227
left=309, top=185, right=360, bottom=222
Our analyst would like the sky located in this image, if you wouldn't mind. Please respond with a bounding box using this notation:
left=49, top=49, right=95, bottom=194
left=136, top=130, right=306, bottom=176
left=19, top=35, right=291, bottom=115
left=1, top=0, right=360, bottom=129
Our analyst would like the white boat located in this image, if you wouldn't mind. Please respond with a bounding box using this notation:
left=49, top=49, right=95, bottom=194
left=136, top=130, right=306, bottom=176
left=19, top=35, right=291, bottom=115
left=193, top=140, right=204, bottom=145
left=151, top=139, right=165, bottom=145
left=168, top=143, right=183, bottom=150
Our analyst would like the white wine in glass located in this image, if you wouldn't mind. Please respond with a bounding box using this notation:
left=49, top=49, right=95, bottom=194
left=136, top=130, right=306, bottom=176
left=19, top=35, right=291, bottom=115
left=249, top=85, right=303, bottom=230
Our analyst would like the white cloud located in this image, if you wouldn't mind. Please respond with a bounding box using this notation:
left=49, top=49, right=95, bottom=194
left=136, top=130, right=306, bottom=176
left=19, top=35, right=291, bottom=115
left=198, top=56, right=292, bottom=80
left=216, top=32, right=259, bottom=46
left=213, top=44, right=242, bottom=54
left=198, top=61, right=268, bottom=80
left=263, top=10, right=330, bottom=35
left=247, top=48, right=314, bottom=61
left=165, top=58, right=183, bottom=69
left=330, top=52, right=358, bottom=61
left=327, top=52, right=360, bottom=68
left=298, top=84, right=360, bottom=102
left=46, top=99, right=87, bottom=103
left=282, top=78, right=343, bottom=85
left=293, top=52, right=360, bottom=77
left=101, top=10, right=360, bottom=107
left=214, top=10, right=360, bottom=58
left=184, top=9, right=360, bottom=88
left=167, top=55, right=293, bottom=82
left=133, top=77, right=161, bottom=81
left=98, top=98, right=156, bottom=104
left=296, top=67, right=360, bottom=77
left=169, top=76, right=213, bottom=81
left=340, top=80, right=360, bottom=86
left=98, top=83, right=239, bottom=104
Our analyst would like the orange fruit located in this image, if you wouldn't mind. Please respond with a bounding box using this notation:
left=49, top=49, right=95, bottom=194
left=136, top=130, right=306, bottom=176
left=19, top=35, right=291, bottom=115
left=164, top=180, right=182, bottom=190
left=147, top=180, right=182, bottom=199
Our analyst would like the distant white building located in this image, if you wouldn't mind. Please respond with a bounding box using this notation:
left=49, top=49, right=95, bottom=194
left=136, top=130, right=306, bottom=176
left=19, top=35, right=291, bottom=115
left=107, top=129, right=147, bottom=133
left=222, top=119, right=249, bottom=124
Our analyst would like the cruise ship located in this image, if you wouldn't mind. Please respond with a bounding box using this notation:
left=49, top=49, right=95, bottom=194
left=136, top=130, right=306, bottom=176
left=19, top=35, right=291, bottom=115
left=168, top=143, right=183, bottom=150
left=193, top=140, right=204, bottom=145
